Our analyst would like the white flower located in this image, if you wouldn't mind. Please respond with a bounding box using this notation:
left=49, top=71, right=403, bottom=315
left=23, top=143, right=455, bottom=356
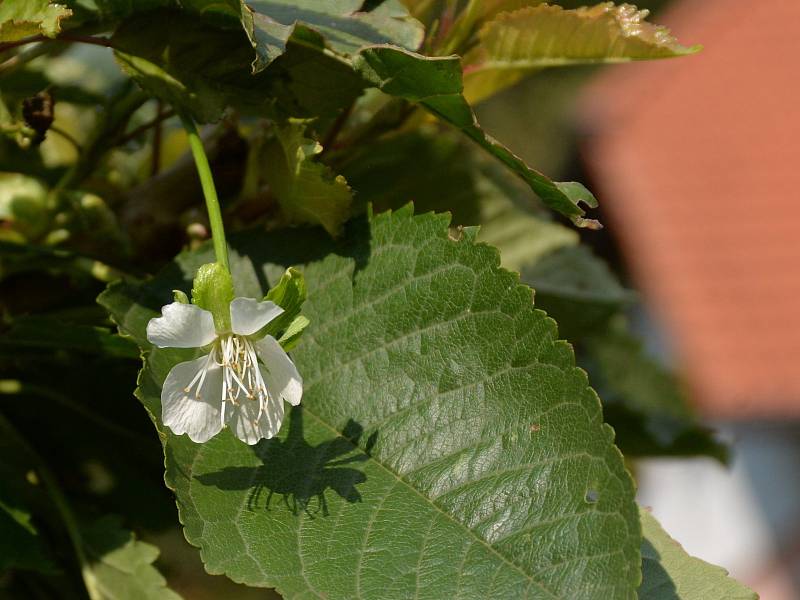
left=146, top=297, right=302, bottom=445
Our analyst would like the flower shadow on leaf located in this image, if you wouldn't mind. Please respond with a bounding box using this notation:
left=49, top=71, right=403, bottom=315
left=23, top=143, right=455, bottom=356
left=196, top=406, right=374, bottom=518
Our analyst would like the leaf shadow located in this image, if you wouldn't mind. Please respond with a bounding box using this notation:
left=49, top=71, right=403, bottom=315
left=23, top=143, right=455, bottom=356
left=640, top=538, right=680, bottom=599
left=196, top=406, right=374, bottom=518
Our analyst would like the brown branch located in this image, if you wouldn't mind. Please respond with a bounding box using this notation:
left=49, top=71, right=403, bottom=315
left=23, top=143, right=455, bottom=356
left=320, top=102, right=354, bottom=155
left=49, top=125, right=82, bottom=152
left=115, top=108, right=176, bottom=147
left=151, top=100, right=164, bottom=176
left=0, top=33, right=113, bottom=55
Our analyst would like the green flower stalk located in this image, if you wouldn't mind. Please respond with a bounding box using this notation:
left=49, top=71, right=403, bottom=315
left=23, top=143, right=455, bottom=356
left=179, top=112, right=230, bottom=272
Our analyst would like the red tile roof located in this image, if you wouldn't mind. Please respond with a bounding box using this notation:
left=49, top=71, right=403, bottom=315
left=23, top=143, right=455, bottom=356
left=578, top=0, right=800, bottom=418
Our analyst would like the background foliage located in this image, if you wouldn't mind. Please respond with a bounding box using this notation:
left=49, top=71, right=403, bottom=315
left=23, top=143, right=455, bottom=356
left=0, top=1, right=754, bottom=598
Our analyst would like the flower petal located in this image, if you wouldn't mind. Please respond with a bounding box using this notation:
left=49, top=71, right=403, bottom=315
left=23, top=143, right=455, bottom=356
left=230, top=297, right=284, bottom=336
left=147, top=302, right=217, bottom=348
left=226, top=380, right=285, bottom=444
left=161, top=354, right=224, bottom=443
left=256, top=335, right=302, bottom=406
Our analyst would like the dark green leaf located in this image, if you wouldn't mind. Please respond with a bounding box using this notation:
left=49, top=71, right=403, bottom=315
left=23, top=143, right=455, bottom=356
left=338, top=126, right=578, bottom=270
left=0, top=316, right=139, bottom=359
left=112, top=11, right=365, bottom=122
left=583, top=318, right=727, bottom=463
left=353, top=46, right=601, bottom=228
left=522, top=245, right=635, bottom=340
left=100, top=208, right=641, bottom=599
left=640, top=507, right=757, bottom=599
left=0, top=412, right=60, bottom=575
left=0, top=495, right=58, bottom=573
left=62, top=0, right=242, bottom=24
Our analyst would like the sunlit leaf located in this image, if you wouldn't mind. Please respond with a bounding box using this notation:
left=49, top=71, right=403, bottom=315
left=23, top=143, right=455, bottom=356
left=245, top=0, right=424, bottom=72
left=262, top=120, right=353, bottom=235
left=463, top=2, right=700, bottom=103
left=639, top=507, right=757, bottom=600
left=100, top=208, right=641, bottom=599
left=81, top=516, right=183, bottom=600
left=0, top=0, right=72, bottom=42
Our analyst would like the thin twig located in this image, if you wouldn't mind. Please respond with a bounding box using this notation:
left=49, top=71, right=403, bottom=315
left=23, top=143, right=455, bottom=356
left=0, top=41, right=52, bottom=76
left=320, top=102, right=354, bottom=155
left=59, top=33, right=114, bottom=48
left=150, top=100, right=164, bottom=176
left=115, top=108, right=175, bottom=146
left=49, top=125, right=82, bottom=152
left=0, top=33, right=113, bottom=55
left=55, top=86, right=150, bottom=194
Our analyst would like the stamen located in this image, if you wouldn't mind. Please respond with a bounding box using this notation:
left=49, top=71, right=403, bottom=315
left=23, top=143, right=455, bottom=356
left=183, top=352, right=215, bottom=399
left=218, top=334, right=272, bottom=432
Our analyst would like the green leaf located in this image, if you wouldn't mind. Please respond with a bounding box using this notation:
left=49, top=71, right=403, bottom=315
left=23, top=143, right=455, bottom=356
left=111, top=12, right=254, bottom=123
left=439, top=0, right=544, bottom=56
left=0, top=412, right=55, bottom=575
left=639, top=507, right=757, bottom=599
left=112, top=11, right=365, bottom=122
left=338, top=127, right=578, bottom=267
left=338, top=126, right=485, bottom=222
left=191, top=262, right=234, bottom=332
left=522, top=245, right=635, bottom=340
left=244, top=0, right=424, bottom=72
left=463, top=2, right=699, bottom=103
left=81, top=516, right=183, bottom=600
left=0, top=496, right=58, bottom=573
left=262, top=120, right=353, bottom=235
left=583, top=318, right=728, bottom=463
left=0, top=172, right=50, bottom=242
left=263, top=266, right=308, bottom=345
left=277, top=314, right=309, bottom=351
left=62, top=0, right=172, bottom=22
left=100, top=208, right=641, bottom=599
left=0, top=0, right=72, bottom=42
left=62, top=0, right=246, bottom=25
left=1, top=92, right=36, bottom=149
left=69, top=0, right=421, bottom=73
left=353, top=46, right=601, bottom=228
left=475, top=191, right=578, bottom=273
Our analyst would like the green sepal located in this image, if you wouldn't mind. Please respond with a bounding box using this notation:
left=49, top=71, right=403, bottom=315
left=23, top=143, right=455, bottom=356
left=262, top=267, right=308, bottom=343
left=172, top=289, right=189, bottom=304
left=278, top=315, right=310, bottom=351
left=191, top=262, right=234, bottom=332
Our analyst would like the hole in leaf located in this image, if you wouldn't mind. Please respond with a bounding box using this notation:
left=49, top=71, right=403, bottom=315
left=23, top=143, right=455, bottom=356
left=585, top=489, right=599, bottom=504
